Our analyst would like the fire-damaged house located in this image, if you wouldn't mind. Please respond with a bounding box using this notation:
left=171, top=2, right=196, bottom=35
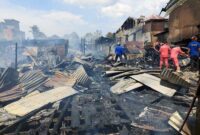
left=115, top=15, right=168, bottom=47
left=0, top=0, right=199, bottom=134
left=95, top=36, right=115, bottom=55
left=22, top=39, right=69, bottom=69
left=115, top=16, right=145, bottom=45
left=161, top=0, right=200, bottom=44
left=144, top=15, right=168, bottom=46
left=115, top=16, right=146, bottom=59
left=115, top=15, right=168, bottom=60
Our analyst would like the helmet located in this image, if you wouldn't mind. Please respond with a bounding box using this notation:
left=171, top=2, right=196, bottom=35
left=191, top=36, right=197, bottom=41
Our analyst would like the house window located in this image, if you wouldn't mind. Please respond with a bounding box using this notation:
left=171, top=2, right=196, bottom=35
left=126, top=35, right=128, bottom=41
left=133, top=33, right=136, bottom=41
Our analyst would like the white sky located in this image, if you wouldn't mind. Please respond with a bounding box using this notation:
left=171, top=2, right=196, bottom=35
left=0, top=0, right=169, bottom=38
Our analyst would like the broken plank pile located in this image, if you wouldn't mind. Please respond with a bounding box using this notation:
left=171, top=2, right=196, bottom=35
left=106, top=65, right=197, bottom=134
left=73, top=57, right=93, bottom=67
left=106, top=66, right=176, bottom=97
left=0, top=54, right=198, bottom=135
left=0, top=60, right=95, bottom=134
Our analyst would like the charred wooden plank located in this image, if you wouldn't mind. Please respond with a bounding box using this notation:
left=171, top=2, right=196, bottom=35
left=51, top=98, right=72, bottom=135
left=0, top=103, right=52, bottom=134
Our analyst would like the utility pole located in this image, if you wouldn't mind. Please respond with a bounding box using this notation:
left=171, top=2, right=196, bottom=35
left=83, top=38, right=86, bottom=55
left=64, top=40, right=69, bottom=57
left=15, top=42, right=18, bottom=70
left=81, top=38, right=86, bottom=55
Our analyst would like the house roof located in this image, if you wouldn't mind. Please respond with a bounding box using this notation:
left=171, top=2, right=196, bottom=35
left=154, top=29, right=169, bottom=36
left=160, top=0, right=188, bottom=15
left=164, top=0, right=178, bottom=11
left=145, top=15, right=167, bottom=22
left=95, top=36, right=114, bottom=44
left=115, top=17, right=135, bottom=33
left=115, top=16, right=146, bottom=34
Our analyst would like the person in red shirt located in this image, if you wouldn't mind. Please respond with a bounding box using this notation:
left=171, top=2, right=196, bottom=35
left=170, top=45, right=188, bottom=72
left=159, top=42, right=171, bottom=69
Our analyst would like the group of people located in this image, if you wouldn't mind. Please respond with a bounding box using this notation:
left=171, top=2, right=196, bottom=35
left=156, top=36, right=200, bottom=72
left=114, top=35, right=200, bottom=72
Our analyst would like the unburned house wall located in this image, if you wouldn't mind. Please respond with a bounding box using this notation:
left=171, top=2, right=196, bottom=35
left=144, top=21, right=167, bottom=32
left=143, top=20, right=168, bottom=45
left=168, top=0, right=200, bottom=42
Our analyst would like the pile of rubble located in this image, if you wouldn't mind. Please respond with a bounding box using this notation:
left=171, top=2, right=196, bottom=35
left=0, top=55, right=198, bottom=135
left=104, top=62, right=198, bottom=135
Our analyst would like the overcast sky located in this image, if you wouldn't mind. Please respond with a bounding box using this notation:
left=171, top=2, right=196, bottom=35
left=0, top=0, right=169, bottom=38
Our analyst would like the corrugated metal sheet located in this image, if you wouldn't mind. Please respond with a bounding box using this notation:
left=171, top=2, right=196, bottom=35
left=0, top=85, right=23, bottom=102
left=110, top=79, right=143, bottom=94
left=0, top=69, right=76, bottom=103
left=160, top=68, right=190, bottom=88
left=4, top=86, right=78, bottom=116
left=131, top=73, right=176, bottom=97
left=0, top=68, right=20, bottom=102
left=71, top=65, right=91, bottom=86
left=20, top=70, right=48, bottom=93
left=45, top=71, right=76, bottom=88
left=0, top=68, right=18, bottom=91
left=168, top=111, right=191, bottom=135
left=0, top=70, right=48, bottom=103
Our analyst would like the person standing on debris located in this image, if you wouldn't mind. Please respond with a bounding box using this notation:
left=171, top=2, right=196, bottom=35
left=153, top=41, right=162, bottom=65
left=154, top=40, right=161, bottom=52
left=115, top=42, right=123, bottom=62
left=159, top=41, right=171, bottom=69
left=187, top=36, right=200, bottom=71
left=170, top=45, right=188, bottom=72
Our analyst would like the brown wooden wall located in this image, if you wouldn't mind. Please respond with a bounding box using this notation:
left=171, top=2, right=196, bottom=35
left=168, top=0, right=200, bottom=42
left=144, top=20, right=167, bottom=32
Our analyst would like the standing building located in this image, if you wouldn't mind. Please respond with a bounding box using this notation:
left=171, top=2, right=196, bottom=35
left=95, top=36, right=115, bottom=55
left=0, top=19, right=25, bottom=41
left=161, top=0, right=200, bottom=44
left=115, top=15, right=168, bottom=51
left=143, top=15, right=168, bottom=46
left=115, top=17, right=136, bottom=44
left=161, top=0, right=200, bottom=134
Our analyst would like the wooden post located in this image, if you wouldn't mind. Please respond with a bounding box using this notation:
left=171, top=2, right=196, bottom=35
left=15, top=43, right=18, bottom=70
left=196, top=82, right=200, bottom=134
left=109, top=45, right=111, bottom=55
left=196, top=97, right=200, bottom=134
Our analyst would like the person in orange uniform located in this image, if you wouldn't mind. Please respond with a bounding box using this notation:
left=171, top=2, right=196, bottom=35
left=170, top=45, right=188, bottom=72
left=159, top=42, right=171, bottom=69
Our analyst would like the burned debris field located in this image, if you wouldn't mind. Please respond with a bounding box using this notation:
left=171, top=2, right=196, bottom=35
left=0, top=55, right=198, bottom=135
left=0, top=0, right=199, bottom=134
